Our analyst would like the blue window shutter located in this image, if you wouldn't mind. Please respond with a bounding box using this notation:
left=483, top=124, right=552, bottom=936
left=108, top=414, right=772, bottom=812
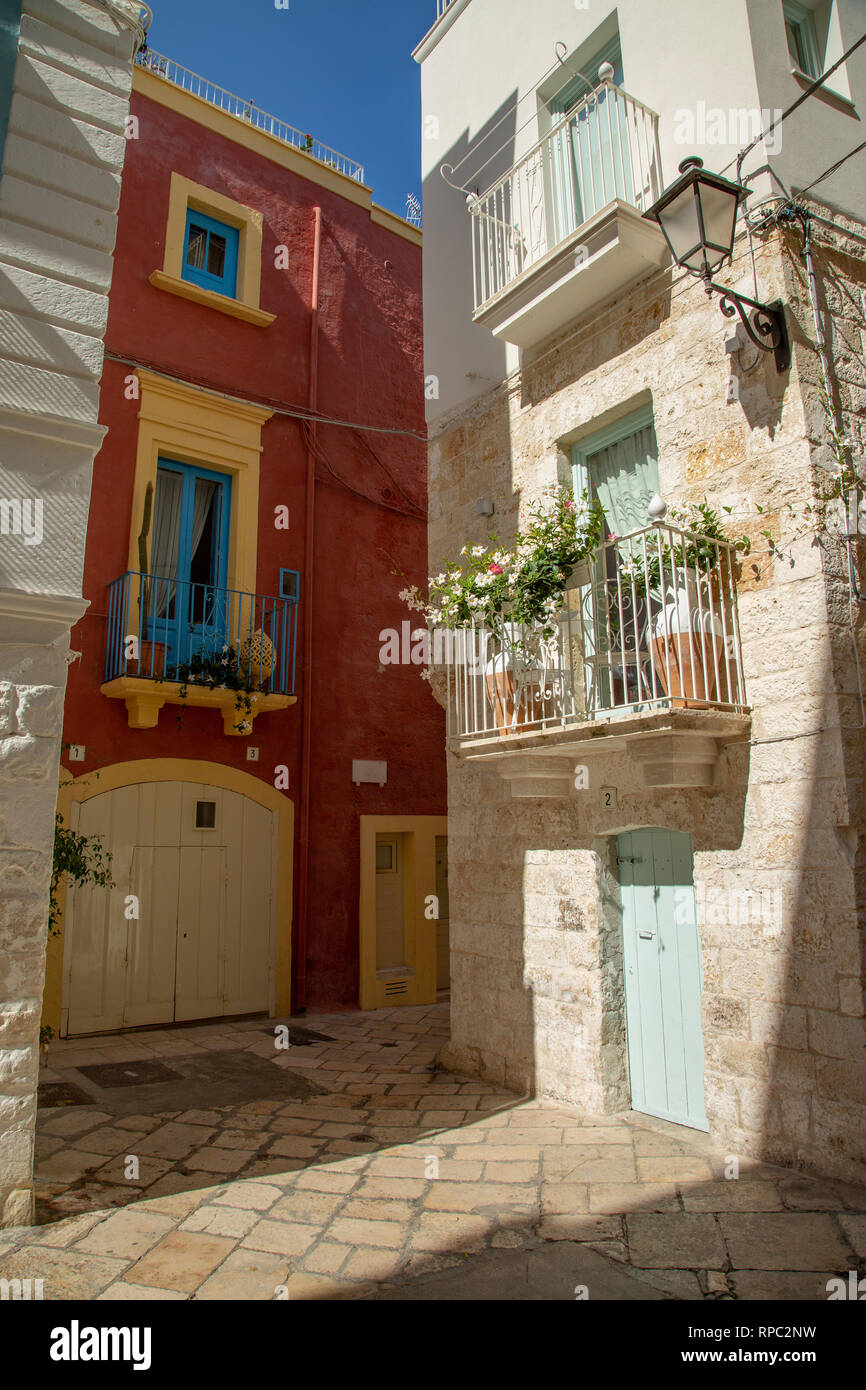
left=182, top=208, right=240, bottom=297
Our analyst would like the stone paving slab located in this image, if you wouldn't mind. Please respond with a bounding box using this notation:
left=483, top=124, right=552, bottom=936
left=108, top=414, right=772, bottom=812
left=0, top=1002, right=862, bottom=1301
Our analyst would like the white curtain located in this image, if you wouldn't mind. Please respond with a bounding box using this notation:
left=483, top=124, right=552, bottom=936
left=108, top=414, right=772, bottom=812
left=190, top=478, right=217, bottom=572
left=149, top=469, right=183, bottom=620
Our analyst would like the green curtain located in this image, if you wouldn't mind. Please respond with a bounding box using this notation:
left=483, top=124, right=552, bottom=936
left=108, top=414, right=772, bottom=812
left=588, top=423, right=660, bottom=537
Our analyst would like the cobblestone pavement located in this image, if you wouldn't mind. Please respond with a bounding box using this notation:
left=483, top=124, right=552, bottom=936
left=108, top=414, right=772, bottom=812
left=1, top=1003, right=864, bottom=1300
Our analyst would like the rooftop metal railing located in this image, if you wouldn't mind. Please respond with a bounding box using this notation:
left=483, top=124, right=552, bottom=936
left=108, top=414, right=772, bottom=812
left=438, top=523, right=747, bottom=745
left=469, top=80, right=661, bottom=311
left=135, top=48, right=365, bottom=183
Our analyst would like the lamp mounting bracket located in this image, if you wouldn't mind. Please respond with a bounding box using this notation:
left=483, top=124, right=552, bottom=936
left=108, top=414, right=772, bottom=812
left=704, top=278, right=790, bottom=373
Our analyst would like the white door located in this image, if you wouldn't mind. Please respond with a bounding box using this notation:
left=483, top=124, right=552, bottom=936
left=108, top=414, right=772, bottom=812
left=63, top=781, right=276, bottom=1035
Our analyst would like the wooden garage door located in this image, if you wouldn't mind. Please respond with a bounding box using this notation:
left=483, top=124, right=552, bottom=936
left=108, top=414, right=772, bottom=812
left=63, top=781, right=277, bottom=1035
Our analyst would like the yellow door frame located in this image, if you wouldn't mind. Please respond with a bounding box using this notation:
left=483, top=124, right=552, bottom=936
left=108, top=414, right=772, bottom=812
left=47, top=759, right=293, bottom=1034
left=359, top=814, right=447, bottom=1010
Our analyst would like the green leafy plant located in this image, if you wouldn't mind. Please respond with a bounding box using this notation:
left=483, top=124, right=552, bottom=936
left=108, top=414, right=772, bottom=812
left=49, top=814, right=114, bottom=938
left=401, top=485, right=604, bottom=639
left=171, top=642, right=255, bottom=734
left=618, top=499, right=749, bottom=600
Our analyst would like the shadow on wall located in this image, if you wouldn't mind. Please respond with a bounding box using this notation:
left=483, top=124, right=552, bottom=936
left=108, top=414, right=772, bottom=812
left=762, top=231, right=866, bottom=1181
left=421, top=93, right=521, bottom=424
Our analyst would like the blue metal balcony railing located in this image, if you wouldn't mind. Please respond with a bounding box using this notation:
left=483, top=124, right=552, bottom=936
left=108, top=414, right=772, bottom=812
left=105, top=571, right=298, bottom=697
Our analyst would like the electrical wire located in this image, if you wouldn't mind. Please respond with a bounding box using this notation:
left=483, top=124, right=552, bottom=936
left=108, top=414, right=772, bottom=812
left=104, top=351, right=428, bottom=441
left=442, top=41, right=611, bottom=194
left=301, top=420, right=425, bottom=521
left=729, top=29, right=866, bottom=183
left=798, top=139, right=866, bottom=196
left=103, top=352, right=427, bottom=520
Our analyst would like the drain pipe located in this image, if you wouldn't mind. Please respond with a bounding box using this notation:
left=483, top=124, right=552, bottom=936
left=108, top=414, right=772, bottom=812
left=295, top=205, right=322, bottom=1014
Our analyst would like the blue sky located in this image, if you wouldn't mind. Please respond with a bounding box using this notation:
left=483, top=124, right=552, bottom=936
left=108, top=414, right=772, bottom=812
left=145, top=0, right=434, bottom=217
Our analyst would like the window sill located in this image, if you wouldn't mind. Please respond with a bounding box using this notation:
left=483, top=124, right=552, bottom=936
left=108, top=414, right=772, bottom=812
left=101, top=676, right=295, bottom=735
left=790, top=66, right=855, bottom=112
left=149, top=270, right=277, bottom=326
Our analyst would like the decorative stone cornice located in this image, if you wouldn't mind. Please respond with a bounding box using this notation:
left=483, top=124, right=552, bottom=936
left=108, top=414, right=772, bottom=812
left=0, top=407, right=107, bottom=455
left=0, top=589, right=89, bottom=630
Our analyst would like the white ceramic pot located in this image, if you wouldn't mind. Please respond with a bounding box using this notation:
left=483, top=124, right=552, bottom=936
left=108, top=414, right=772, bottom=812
left=650, top=576, right=724, bottom=703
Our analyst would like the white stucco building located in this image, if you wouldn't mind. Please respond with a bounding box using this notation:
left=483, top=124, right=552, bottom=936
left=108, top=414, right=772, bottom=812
left=0, top=0, right=145, bottom=1227
left=415, top=0, right=866, bottom=1179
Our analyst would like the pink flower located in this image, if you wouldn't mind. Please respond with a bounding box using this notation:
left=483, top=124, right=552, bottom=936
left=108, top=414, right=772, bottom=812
left=488, top=563, right=503, bottom=575
left=564, top=499, right=574, bottom=510
left=609, top=532, right=618, bottom=542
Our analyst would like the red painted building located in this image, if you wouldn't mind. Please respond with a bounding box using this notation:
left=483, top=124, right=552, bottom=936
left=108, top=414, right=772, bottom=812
left=50, top=52, right=446, bottom=1036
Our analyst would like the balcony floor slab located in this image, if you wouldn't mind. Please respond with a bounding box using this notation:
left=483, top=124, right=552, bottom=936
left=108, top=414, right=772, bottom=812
left=450, top=707, right=752, bottom=795
left=101, top=677, right=296, bottom=736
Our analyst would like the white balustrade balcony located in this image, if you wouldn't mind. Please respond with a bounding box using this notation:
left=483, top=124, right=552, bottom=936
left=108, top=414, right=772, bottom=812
left=435, top=523, right=752, bottom=793
left=469, top=81, right=669, bottom=348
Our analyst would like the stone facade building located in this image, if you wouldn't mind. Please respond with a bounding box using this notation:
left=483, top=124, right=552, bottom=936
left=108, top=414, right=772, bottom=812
left=0, top=0, right=143, bottom=1227
left=415, top=0, right=866, bottom=1181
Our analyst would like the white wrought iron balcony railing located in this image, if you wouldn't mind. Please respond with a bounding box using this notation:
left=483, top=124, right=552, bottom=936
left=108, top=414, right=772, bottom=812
left=438, top=523, right=747, bottom=746
left=469, top=81, right=662, bottom=312
left=135, top=49, right=365, bottom=184
left=437, top=0, right=455, bottom=14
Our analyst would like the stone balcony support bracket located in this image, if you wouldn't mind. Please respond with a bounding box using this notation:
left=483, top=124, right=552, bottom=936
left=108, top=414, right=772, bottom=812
left=495, top=754, right=576, bottom=799
left=101, top=677, right=296, bottom=735
left=460, top=710, right=752, bottom=796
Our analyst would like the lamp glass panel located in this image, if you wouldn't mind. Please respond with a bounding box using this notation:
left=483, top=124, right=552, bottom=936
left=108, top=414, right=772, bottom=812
left=695, top=182, right=740, bottom=270
left=656, top=185, right=703, bottom=268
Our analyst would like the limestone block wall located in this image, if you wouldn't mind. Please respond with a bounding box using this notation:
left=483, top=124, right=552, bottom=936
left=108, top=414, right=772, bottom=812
left=431, top=221, right=866, bottom=1183
left=0, top=0, right=139, bottom=1227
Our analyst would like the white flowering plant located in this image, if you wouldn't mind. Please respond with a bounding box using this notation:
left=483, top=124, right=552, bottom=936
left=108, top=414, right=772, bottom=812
left=400, top=485, right=603, bottom=639
left=616, top=499, right=748, bottom=600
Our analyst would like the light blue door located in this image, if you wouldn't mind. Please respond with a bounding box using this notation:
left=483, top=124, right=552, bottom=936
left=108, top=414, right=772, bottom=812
left=618, top=828, right=707, bottom=1130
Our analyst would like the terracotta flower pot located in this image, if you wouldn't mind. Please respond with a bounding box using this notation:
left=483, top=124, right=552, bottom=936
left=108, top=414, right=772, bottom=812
left=136, top=639, right=166, bottom=678
left=650, top=579, right=725, bottom=707
left=484, top=650, right=545, bottom=735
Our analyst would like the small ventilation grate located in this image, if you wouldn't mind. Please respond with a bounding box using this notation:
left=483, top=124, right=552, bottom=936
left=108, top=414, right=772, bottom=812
left=384, top=979, right=408, bottom=997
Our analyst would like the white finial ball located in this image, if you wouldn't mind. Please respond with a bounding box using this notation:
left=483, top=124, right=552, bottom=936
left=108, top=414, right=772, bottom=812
left=598, top=61, right=615, bottom=82
left=648, top=493, right=667, bottom=522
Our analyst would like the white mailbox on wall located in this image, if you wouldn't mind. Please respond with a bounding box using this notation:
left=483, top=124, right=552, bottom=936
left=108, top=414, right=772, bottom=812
left=352, top=760, right=387, bottom=786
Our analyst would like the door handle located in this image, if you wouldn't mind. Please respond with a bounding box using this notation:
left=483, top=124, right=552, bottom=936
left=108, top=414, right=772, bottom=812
left=638, top=929, right=654, bottom=939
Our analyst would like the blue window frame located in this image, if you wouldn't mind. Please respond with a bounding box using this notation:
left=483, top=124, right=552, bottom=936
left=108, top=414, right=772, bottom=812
left=147, top=459, right=232, bottom=672
left=279, top=568, right=300, bottom=602
left=182, top=208, right=239, bottom=297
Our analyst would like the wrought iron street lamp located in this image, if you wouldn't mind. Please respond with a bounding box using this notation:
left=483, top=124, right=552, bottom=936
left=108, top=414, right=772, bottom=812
left=644, top=157, right=790, bottom=372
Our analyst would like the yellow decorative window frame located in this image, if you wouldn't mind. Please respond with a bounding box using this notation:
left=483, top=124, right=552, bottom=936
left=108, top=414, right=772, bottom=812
left=126, top=367, right=271, bottom=595
left=100, top=369, right=296, bottom=734
left=149, top=172, right=276, bottom=327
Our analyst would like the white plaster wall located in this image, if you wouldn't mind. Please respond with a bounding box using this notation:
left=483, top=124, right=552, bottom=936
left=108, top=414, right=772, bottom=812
left=0, top=0, right=139, bottom=1228
left=416, top=0, right=866, bottom=424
